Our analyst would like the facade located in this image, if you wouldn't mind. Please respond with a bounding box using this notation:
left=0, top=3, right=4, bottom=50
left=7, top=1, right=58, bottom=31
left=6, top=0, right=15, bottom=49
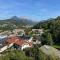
left=0, top=35, right=8, bottom=52
left=0, top=43, right=13, bottom=53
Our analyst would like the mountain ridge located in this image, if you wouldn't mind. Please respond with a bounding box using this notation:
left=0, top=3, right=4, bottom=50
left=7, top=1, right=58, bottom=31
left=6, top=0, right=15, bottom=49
left=0, top=16, right=37, bottom=26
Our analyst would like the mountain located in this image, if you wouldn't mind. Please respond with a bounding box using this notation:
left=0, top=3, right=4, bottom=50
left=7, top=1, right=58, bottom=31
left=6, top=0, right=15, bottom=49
left=0, top=16, right=37, bottom=27
left=33, top=16, right=60, bottom=44
left=33, top=16, right=60, bottom=29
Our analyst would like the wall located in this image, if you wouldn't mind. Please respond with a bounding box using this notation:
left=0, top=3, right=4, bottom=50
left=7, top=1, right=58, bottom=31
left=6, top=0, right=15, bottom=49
left=21, top=44, right=30, bottom=50
left=0, top=43, right=13, bottom=53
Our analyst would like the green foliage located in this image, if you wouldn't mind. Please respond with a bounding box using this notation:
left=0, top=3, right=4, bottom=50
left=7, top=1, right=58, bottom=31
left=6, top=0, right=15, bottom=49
left=0, top=24, right=15, bottom=31
left=0, top=16, right=36, bottom=30
left=41, top=32, right=53, bottom=45
left=39, top=49, right=60, bottom=60
left=0, top=46, right=60, bottom=60
left=25, top=45, right=40, bottom=60
left=53, top=44, right=60, bottom=49
left=24, top=28, right=32, bottom=35
left=25, top=45, right=60, bottom=60
left=0, top=50, right=33, bottom=60
left=46, top=33, right=53, bottom=45
left=33, top=16, right=60, bottom=44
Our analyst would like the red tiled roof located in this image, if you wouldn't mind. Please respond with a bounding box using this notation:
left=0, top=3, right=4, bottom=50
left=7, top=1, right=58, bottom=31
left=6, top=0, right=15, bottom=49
left=6, top=37, right=19, bottom=44
left=15, top=40, right=26, bottom=46
left=6, top=36, right=32, bottom=47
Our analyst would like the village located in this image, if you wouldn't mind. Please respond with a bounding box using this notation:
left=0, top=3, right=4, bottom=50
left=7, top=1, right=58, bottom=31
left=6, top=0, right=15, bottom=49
left=0, top=28, right=60, bottom=60
left=0, top=29, right=43, bottom=53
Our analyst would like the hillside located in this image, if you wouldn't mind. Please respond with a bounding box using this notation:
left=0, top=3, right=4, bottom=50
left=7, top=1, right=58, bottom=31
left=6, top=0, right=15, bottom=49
left=33, top=16, right=60, bottom=44
left=0, top=16, right=36, bottom=26
left=0, top=16, right=37, bottom=30
left=33, top=16, right=60, bottom=29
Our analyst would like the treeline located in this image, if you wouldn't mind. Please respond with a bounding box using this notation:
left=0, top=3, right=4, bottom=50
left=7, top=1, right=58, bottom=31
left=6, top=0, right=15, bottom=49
left=33, top=16, right=60, bottom=45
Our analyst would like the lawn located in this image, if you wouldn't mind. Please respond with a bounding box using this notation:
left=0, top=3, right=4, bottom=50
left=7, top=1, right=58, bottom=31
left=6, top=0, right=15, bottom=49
left=53, top=44, right=60, bottom=49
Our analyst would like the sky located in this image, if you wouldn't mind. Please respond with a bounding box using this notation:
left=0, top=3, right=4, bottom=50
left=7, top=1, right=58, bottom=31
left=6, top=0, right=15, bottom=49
left=0, top=0, right=60, bottom=21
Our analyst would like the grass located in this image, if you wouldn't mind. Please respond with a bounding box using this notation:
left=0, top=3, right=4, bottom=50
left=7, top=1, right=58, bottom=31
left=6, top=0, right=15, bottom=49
left=0, top=49, right=34, bottom=60
left=53, top=44, right=60, bottom=49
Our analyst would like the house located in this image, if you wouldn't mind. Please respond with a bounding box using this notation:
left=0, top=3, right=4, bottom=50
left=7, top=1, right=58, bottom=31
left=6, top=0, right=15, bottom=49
left=0, top=35, right=8, bottom=47
left=0, top=35, right=33, bottom=53
left=13, top=40, right=32, bottom=50
left=32, top=29, right=43, bottom=35
left=6, top=36, right=33, bottom=50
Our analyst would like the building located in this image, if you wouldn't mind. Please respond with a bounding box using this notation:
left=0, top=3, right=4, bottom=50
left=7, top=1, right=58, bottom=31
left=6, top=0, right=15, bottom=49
left=0, top=35, right=33, bottom=53
left=6, top=36, right=33, bottom=50
left=32, top=29, right=43, bottom=36
left=32, top=29, right=43, bottom=33
left=0, top=35, right=8, bottom=53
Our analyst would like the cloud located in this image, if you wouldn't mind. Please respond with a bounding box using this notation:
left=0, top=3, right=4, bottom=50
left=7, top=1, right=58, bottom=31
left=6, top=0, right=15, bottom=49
left=0, top=0, right=60, bottom=20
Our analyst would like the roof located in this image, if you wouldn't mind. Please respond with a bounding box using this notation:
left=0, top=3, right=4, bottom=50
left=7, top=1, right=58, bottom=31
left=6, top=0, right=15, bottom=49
left=6, top=37, right=19, bottom=44
left=15, top=39, right=26, bottom=46
left=6, top=36, right=32, bottom=46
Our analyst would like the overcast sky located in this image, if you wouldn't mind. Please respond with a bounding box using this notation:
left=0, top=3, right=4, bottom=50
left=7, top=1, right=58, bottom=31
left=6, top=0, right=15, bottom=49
left=0, top=0, right=60, bottom=21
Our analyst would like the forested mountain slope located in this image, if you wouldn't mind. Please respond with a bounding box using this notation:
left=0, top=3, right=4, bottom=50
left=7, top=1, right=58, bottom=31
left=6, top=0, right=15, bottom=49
left=0, top=16, right=36, bottom=25
left=33, top=16, right=60, bottom=44
left=0, top=16, right=37, bottom=30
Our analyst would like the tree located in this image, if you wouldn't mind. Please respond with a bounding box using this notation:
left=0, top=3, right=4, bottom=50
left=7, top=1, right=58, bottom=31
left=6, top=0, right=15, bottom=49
left=41, top=32, right=53, bottom=45
left=46, top=33, right=53, bottom=45
left=32, top=16, right=60, bottom=45
left=0, top=50, right=33, bottom=60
